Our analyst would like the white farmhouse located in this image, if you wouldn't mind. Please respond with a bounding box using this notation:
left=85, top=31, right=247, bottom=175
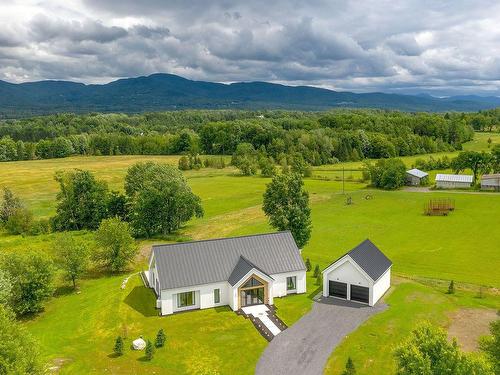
left=322, top=239, right=392, bottom=306
left=435, top=174, right=473, bottom=189
left=146, top=232, right=306, bottom=316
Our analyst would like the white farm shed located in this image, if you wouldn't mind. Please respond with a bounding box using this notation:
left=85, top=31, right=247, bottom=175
left=322, top=240, right=392, bottom=306
left=406, top=168, right=428, bottom=186
left=435, top=174, right=473, bottom=189
left=481, top=174, right=500, bottom=191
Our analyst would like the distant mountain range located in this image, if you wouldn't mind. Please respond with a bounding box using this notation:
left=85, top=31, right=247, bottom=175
left=1, top=73, right=499, bottom=118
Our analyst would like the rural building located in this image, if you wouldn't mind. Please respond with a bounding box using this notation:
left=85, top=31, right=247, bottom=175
left=146, top=232, right=306, bottom=315
left=435, top=173, right=473, bottom=189
left=481, top=174, right=500, bottom=191
left=406, top=168, right=428, bottom=186
left=322, top=240, right=391, bottom=306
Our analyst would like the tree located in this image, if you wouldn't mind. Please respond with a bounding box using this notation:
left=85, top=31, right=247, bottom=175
left=448, top=280, right=455, bottom=294
left=5, top=207, right=33, bottom=235
left=114, top=336, right=124, bottom=356
left=305, top=258, right=312, bottom=272
left=126, top=162, right=203, bottom=237
left=1, top=251, right=54, bottom=315
left=365, top=158, right=407, bottom=190
left=94, top=218, right=137, bottom=272
left=0, top=269, right=12, bottom=307
left=394, top=322, right=493, bottom=375
left=107, top=191, right=128, bottom=221
left=54, top=234, right=89, bottom=288
left=263, top=173, right=312, bottom=248
left=52, top=169, right=109, bottom=230
left=145, top=339, right=154, bottom=361
left=480, top=319, right=500, bottom=375
left=155, top=329, right=166, bottom=348
left=451, top=151, right=493, bottom=184
left=316, top=273, right=322, bottom=286
left=0, top=187, right=23, bottom=224
left=342, top=357, right=356, bottom=375
left=0, top=305, right=42, bottom=374
left=491, top=145, right=500, bottom=173
left=313, top=264, right=320, bottom=278
left=232, top=143, right=258, bottom=175
left=259, top=157, right=276, bottom=178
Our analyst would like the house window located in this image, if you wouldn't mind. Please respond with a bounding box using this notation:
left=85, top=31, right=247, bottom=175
left=242, top=277, right=263, bottom=288
left=214, top=289, right=220, bottom=304
left=287, top=276, right=297, bottom=291
left=177, top=291, right=195, bottom=308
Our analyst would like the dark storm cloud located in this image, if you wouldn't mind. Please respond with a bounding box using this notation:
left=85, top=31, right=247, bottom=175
left=0, top=0, right=499, bottom=95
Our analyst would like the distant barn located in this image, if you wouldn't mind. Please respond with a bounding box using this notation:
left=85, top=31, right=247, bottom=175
left=406, top=168, right=428, bottom=186
left=481, top=174, right=500, bottom=191
left=435, top=174, right=473, bottom=189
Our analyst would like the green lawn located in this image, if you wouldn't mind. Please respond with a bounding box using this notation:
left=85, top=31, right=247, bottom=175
left=1, top=133, right=499, bottom=374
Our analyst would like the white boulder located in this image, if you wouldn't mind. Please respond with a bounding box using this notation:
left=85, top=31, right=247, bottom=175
left=132, top=338, right=146, bottom=350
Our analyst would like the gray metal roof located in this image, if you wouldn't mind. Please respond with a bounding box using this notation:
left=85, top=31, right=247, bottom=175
left=227, top=256, right=272, bottom=286
left=324, top=239, right=392, bottom=282
left=406, top=168, right=428, bottom=178
left=435, top=174, right=473, bottom=183
left=152, top=231, right=305, bottom=290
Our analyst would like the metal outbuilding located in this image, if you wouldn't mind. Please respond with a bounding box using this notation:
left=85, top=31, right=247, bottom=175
left=435, top=174, right=473, bottom=189
left=406, top=168, right=428, bottom=186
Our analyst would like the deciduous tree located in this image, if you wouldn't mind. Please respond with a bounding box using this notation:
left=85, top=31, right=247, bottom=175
left=54, top=234, right=89, bottom=288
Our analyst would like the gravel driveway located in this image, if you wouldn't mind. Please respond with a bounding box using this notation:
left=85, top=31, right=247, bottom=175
left=255, top=297, right=387, bottom=375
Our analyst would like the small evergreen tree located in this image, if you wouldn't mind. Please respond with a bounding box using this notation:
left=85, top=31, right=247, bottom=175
left=305, top=258, right=311, bottom=272
left=114, top=336, right=123, bottom=356
left=448, top=280, right=455, bottom=294
left=145, top=340, right=154, bottom=361
left=341, top=357, right=356, bottom=375
left=155, top=329, right=166, bottom=348
left=313, top=264, right=320, bottom=278
left=316, top=273, right=322, bottom=286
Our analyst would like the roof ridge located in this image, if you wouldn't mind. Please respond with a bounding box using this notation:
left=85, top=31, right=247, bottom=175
left=152, top=231, right=292, bottom=249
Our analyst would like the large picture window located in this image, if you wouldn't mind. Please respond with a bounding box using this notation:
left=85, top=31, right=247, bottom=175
left=177, top=291, right=195, bottom=308
left=286, top=276, right=297, bottom=291
left=214, top=289, right=220, bottom=304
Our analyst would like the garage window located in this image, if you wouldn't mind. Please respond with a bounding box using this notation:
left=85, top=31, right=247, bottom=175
left=329, top=281, right=347, bottom=299
left=350, top=285, right=369, bottom=303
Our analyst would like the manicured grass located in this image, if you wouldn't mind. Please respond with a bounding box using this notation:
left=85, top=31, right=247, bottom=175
left=25, top=274, right=266, bottom=374
left=324, top=278, right=500, bottom=375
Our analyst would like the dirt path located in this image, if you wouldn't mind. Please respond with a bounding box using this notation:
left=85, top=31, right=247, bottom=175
left=447, top=308, right=498, bottom=351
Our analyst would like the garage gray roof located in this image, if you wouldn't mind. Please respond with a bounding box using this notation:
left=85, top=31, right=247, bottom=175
left=324, top=239, right=392, bottom=282
left=152, top=231, right=305, bottom=290
left=406, top=168, right=428, bottom=178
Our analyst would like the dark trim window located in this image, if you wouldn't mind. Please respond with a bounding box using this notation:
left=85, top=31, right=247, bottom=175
left=287, top=276, right=297, bottom=291
left=214, top=288, right=220, bottom=304
left=242, top=277, right=263, bottom=288
left=177, top=291, right=195, bottom=308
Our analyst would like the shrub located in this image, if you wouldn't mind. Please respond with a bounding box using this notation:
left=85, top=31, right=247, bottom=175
left=155, top=329, right=166, bottom=348
left=315, top=273, right=322, bottom=286
left=145, top=340, right=154, bottom=361
left=305, top=258, right=311, bottom=272
left=114, top=336, right=123, bottom=356
left=5, top=208, right=33, bottom=235
left=448, top=280, right=455, bottom=294
left=365, top=158, right=407, bottom=190
left=341, top=357, right=356, bottom=375
left=313, top=264, right=320, bottom=278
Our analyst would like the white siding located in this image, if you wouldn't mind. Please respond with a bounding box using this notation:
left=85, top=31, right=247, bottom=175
left=436, top=181, right=471, bottom=189
left=270, top=270, right=307, bottom=298
left=371, top=268, right=391, bottom=305
left=322, top=257, right=371, bottom=299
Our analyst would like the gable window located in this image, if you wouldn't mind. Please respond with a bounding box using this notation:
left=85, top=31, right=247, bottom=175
left=177, top=291, right=195, bottom=308
left=214, top=289, right=220, bottom=304
left=286, top=276, right=297, bottom=291
left=242, top=277, right=263, bottom=288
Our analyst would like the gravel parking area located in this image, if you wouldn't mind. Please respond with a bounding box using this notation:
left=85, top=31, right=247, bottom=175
left=255, top=297, right=387, bottom=375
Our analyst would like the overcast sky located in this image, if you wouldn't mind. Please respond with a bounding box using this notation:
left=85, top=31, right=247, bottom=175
left=1, top=0, right=499, bottom=96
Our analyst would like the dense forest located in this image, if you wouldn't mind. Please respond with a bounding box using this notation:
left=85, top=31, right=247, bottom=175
left=0, top=108, right=497, bottom=164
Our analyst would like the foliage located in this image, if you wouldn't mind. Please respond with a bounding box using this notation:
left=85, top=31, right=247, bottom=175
left=126, top=162, right=203, bottom=237
left=259, top=157, right=277, bottom=177
left=178, top=154, right=203, bottom=170
left=413, top=156, right=451, bottom=171
left=1, top=251, right=54, bottom=315
left=0, top=305, right=42, bottom=374
left=106, top=191, right=129, bottom=221
left=451, top=151, right=493, bottom=183
left=113, top=336, right=124, bottom=356
left=313, top=264, right=321, bottom=278
left=155, top=329, right=166, bottom=348
left=341, top=357, right=356, bottom=375
left=394, top=322, right=493, bottom=375
left=145, top=340, right=154, bottom=361
left=0, top=187, right=23, bottom=224
left=263, top=173, right=312, bottom=248
left=0, top=269, right=12, bottom=307
left=479, top=319, right=500, bottom=375
left=316, top=273, right=322, bottom=286
left=305, top=258, right=311, bottom=272
left=53, top=169, right=109, bottom=230
left=94, top=218, right=137, bottom=272
left=54, top=233, right=89, bottom=288
left=365, top=158, right=407, bottom=190
left=232, top=143, right=258, bottom=175
left=5, top=207, right=34, bottom=235
left=448, top=280, right=455, bottom=294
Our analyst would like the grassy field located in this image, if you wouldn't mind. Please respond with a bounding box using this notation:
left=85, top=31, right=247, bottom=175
left=1, top=132, right=499, bottom=374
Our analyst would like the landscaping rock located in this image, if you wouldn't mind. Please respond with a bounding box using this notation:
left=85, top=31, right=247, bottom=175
left=132, top=338, right=146, bottom=350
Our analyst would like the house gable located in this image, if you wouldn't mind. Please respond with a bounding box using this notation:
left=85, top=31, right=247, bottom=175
left=323, top=255, right=372, bottom=286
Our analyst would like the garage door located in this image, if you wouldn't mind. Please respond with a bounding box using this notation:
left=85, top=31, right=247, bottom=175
left=329, top=281, right=347, bottom=299
left=350, top=285, right=369, bottom=304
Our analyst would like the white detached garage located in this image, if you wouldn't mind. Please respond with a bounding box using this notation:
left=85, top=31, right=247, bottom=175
left=322, top=239, right=392, bottom=306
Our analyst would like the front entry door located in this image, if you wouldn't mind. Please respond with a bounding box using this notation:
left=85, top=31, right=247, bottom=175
left=241, top=287, right=264, bottom=307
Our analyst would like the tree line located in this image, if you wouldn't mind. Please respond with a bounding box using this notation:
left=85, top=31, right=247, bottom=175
left=0, top=109, right=478, bottom=163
